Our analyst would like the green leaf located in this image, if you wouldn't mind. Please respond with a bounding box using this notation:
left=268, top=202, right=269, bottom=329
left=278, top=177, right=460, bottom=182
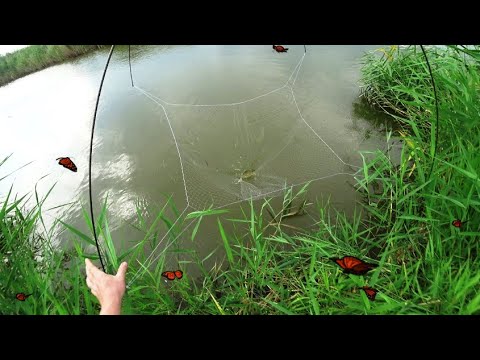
left=264, top=299, right=295, bottom=315
left=217, top=219, right=234, bottom=265
left=191, top=217, right=203, bottom=241
left=185, top=208, right=228, bottom=220
left=59, top=220, right=95, bottom=246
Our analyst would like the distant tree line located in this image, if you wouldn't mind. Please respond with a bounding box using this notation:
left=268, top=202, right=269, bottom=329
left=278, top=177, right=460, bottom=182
left=0, top=45, right=106, bottom=87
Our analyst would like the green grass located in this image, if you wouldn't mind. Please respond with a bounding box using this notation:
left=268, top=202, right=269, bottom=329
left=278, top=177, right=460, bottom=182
left=1, top=45, right=480, bottom=314
left=0, top=45, right=106, bottom=87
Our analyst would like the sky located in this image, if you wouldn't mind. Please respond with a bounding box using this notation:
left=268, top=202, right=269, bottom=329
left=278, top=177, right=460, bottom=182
left=0, top=45, right=30, bottom=56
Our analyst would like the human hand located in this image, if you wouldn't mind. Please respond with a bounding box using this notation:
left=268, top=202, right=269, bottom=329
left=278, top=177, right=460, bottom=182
left=85, top=258, right=128, bottom=315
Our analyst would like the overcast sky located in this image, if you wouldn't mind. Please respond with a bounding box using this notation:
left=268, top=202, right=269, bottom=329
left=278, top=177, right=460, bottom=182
left=0, top=45, right=30, bottom=56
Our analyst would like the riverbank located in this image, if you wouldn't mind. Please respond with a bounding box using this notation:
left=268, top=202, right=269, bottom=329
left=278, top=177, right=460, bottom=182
left=1, top=45, right=479, bottom=314
left=0, top=45, right=106, bottom=87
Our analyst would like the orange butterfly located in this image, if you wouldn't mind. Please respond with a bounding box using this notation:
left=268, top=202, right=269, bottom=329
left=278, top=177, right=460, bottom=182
left=331, top=256, right=378, bottom=275
left=273, top=45, right=289, bottom=53
left=16, top=293, right=32, bottom=301
left=56, top=157, right=77, bottom=172
left=161, top=270, right=183, bottom=281
left=361, top=286, right=378, bottom=301
left=452, top=219, right=467, bottom=228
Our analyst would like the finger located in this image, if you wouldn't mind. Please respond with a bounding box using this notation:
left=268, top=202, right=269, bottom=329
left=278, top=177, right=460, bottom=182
left=115, top=262, right=128, bottom=280
left=86, top=266, right=95, bottom=280
left=86, top=258, right=102, bottom=278
left=86, top=276, right=98, bottom=292
left=86, top=276, right=95, bottom=290
left=85, top=259, right=96, bottom=276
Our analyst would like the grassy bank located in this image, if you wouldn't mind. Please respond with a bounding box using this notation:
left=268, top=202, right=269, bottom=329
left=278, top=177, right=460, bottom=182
left=1, top=45, right=480, bottom=314
left=0, top=45, right=106, bottom=87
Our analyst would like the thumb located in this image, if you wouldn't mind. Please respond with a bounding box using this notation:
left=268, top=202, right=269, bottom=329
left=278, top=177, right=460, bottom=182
left=116, top=262, right=128, bottom=280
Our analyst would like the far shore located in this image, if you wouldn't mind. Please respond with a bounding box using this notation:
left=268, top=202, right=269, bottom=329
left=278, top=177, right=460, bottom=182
left=0, top=45, right=106, bottom=87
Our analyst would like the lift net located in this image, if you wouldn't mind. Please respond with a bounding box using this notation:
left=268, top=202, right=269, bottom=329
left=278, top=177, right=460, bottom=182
left=126, top=45, right=361, bottom=286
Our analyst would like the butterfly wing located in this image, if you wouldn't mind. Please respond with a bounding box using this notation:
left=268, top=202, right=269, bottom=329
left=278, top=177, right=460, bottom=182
left=57, top=157, right=77, bottom=172
left=332, top=256, right=361, bottom=270
left=57, top=157, right=69, bottom=166
left=332, top=256, right=359, bottom=268
left=162, top=271, right=176, bottom=280
left=67, top=159, right=78, bottom=172
left=342, top=256, right=364, bottom=269
left=361, top=286, right=378, bottom=301
left=452, top=219, right=467, bottom=228
left=350, top=262, right=377, bottom=275
left=174, top=270, right=183, bottom=279
left=331, top=257, right=346, bottom=269
left=332, top=256, right=377, bottom=275
left=335, top=256, right=364, bottom=274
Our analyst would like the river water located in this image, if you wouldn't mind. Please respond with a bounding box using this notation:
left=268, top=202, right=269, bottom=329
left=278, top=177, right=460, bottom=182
left=0, top=45, right=392, bottom=275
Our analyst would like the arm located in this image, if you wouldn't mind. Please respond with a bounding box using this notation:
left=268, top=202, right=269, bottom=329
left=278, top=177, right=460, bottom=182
left=99, top=299, right=123, bottom=315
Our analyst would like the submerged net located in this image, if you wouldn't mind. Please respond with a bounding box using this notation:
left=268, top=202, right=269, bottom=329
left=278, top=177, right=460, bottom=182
left=118, top=45, right=362, bottom=286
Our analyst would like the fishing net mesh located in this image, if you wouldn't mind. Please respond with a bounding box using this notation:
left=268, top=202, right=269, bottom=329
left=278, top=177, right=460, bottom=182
left=124, top=46, right=360, bottom=285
